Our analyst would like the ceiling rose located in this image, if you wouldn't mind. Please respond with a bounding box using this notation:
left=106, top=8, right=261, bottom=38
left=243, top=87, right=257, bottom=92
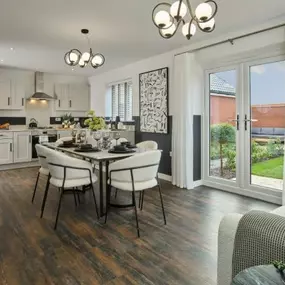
left=64, top=29, right=105, bottom=69
left=152, top=0, right=218, bottom=40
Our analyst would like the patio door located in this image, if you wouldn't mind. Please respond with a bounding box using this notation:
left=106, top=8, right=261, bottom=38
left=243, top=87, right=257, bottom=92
left=244, top=57, right=285, bottom=194
left=204, top=56, right=285, bottom=202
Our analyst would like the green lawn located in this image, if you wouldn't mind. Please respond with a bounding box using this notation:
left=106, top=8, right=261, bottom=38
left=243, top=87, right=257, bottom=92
left=252, top=156, right=284, bottom=179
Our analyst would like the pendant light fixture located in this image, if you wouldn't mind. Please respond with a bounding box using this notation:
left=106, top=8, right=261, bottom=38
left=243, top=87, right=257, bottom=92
left=152, top=0, right=218, bottom=40
left=64, top=29, right=105, bottom=69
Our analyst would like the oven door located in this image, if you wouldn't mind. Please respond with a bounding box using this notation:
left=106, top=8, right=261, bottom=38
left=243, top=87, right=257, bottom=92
left=32, top=135, right=39, bottom=159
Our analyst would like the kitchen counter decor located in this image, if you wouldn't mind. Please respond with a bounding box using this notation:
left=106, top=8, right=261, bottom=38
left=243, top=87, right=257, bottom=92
left=84, top=110, right=105, bottom=131
left=61, top=113, right=74, bottom=129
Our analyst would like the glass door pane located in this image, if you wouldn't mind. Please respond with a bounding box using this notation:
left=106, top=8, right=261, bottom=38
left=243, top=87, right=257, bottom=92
left=209, top=70, right=238, bottom=181
left=249, top=60, right=285, bottom=190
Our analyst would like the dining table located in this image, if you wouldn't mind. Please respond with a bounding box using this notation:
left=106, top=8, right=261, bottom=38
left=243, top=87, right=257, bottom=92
left=43, top=142, right=143, bottom=217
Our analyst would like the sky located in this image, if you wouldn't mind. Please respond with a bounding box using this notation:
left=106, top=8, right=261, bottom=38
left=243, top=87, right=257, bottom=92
left=214, top=60, right=285, bottom=105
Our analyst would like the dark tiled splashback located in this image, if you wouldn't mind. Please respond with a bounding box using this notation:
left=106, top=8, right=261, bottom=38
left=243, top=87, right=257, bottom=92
left=0, top=117, right=26, bottom=125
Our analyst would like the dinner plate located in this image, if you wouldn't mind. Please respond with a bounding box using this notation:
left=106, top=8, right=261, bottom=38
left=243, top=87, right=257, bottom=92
left=108, top=149, right=136, bottom=154
left=74, top=148, right=100, bottom=153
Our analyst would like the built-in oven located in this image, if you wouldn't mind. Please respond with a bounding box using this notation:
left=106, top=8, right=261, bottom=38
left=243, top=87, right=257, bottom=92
left=31, top=130, right=57, bottom=159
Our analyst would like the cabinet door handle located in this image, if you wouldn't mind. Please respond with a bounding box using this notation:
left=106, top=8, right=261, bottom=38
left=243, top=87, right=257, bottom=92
left=29, top=135, right=31, bottom=143
left=58, top=100, right=61, bottom=107
left=10, top=143, right=12, bottom=152
left=69, top=100, right=72, bottom=108
left=22, top=98, right=24, bottom=106
left=8, top=97, right=10, bottom=106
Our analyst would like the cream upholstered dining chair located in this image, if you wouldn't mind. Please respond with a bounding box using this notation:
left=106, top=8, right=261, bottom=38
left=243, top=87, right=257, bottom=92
left=136, top=140, right=158, bottom=150
left=32, top=144, right=54, bottom=203
left=105, top=150, right=166, bottom=237
left=41, top=147, right=99, bottom=229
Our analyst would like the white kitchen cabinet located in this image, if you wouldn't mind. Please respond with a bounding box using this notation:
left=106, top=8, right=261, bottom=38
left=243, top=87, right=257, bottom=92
left=55, top=84, right=69, bottom=111
left=69, top=84, right=90, bottom=111
left=13, top=132, right=32, bottom=163
left=0, top=77, right=25, bottom=110
left=0, top=133, right=13, bottom=164
left=12, top=78, right=25, bottom=110
left=0, top=79, right=12, bottom=109
left=54, top=83, right=90, bottom=112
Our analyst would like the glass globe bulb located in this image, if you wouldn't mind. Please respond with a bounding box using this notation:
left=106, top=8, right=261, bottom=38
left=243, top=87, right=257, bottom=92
left=91, top=54, right=104, bottom=66
left=82, top=52, right=91, bottom=63
left=154, top=10, right=171, bottom=28
left=79, top=58, right=86, bottom=68
left=64, top=52, right=71, bottom=65
left=170, top=1, right=187, bottom=19
left=69, top=52, right=78, bottom=63
left=195, top=3, right=212, bottom=21
left=161, top=24, right=176, bottom=38
left=199, top=18, right=215, bottom=31
left=182, top=23, right=196, bottom=38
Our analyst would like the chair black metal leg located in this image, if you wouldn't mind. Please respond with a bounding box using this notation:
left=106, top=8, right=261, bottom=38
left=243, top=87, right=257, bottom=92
left=77, top=192, right=81, bottom=204
left=114, top=188, right=118, bottom=199
left=157, top=182, right=167, bottom=225
left=104, top=184, right=111, bottom=224
left=31, top=172, right=40, bottom=203
left=54, top=188, right=64, bottom=230
left=72, top=188, right=78, bottom=207
left=132, top=190, right=140, bottom=238
left=90, top=182, right=99, bottom=219
left=140, top=191, right=145, bottom=210
left=40, top=174, right=51, bottom=218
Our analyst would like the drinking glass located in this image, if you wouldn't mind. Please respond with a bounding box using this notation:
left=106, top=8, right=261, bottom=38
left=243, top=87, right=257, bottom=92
left=114, top=132, right=121, bottom=145
left=93, top=131, right=102, bottom=148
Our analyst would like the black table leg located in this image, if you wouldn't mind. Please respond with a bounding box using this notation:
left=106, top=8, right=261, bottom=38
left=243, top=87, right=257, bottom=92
left=99, top=161, right=104, bottom=217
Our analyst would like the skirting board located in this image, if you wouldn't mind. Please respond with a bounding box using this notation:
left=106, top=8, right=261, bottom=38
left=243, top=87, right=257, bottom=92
left=0, top=161, right=40, bottom=171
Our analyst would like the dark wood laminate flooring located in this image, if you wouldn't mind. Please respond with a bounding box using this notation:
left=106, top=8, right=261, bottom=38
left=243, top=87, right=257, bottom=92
left=0, top=167, right=277, bottom=285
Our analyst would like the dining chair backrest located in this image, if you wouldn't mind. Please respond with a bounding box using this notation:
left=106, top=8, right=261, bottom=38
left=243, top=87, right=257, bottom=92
left=111, top=137, right=128, bottom=147
left=136, top=140, right=158, bottom=150
left=47, top=149, right=92, bottom=181
left=35, top=144, right=55, bottom=170
left=109, top=150, right=161, bottom=184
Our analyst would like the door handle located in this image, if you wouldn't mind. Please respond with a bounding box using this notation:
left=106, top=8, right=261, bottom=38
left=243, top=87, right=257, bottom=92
left=10, top=143, right=12, bottom=152
left=58, top=100, right=61, bottom=107
left=69, top=100, right=72, bottom=108
left=229, top=114, right=240, bottom=131
left=244, top=115, right=258, bottom=131
left=29, top=135, right=31, bottom=143
left=22, top=98, right=24, bottom=106
left=8, top=97, right=10, bottom=106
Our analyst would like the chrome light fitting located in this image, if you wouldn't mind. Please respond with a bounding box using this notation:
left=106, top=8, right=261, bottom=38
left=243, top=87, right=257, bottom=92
left=152, top=0, right=218, bottom=40
left=64, top=29, right=105, bottom=69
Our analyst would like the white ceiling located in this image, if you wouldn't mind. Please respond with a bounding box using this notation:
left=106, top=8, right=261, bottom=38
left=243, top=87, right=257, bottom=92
left=0, top=0, right=284, bottom=76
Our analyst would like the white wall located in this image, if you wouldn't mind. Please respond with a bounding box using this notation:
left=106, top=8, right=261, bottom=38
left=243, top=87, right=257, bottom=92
left=89, top=20, right=285, bottom=117
left=0, top=67, right=89, bottom=126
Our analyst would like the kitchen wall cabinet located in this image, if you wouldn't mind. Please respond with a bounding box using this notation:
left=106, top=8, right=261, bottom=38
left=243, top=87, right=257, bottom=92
left=13, top=132, right=32, bottom=163
left=0, top=77, right=25, bottom=110
left=55, top=84, right=90, bottom=112
left=0, top=133, right=13, bottom=165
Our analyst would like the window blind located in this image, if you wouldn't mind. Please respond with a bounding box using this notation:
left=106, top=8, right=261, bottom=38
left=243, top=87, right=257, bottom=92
left=110, top=81, right=132, bottom=121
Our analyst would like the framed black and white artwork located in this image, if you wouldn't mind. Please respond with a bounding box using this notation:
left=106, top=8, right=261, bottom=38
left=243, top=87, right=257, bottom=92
left=139, top=67, right=169, bottom=134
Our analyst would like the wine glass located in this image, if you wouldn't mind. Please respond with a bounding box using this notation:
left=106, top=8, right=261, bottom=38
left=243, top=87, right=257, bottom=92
left=93, top=131, right=101, bottom=148
left=102, top=131, right=111, bottom=149
left=114, top=132, right=121, bottom=145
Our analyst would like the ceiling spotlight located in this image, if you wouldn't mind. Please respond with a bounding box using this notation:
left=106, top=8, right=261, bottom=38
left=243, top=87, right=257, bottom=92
left=64, top=29, right=105, bottom=69
left=10, top=47, right=14, bottom=51
left=0, top=59, right=3, bottom=62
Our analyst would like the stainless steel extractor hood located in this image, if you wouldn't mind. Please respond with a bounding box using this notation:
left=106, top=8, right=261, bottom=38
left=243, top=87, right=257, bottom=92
left=29, top=72, right=55, bottom=100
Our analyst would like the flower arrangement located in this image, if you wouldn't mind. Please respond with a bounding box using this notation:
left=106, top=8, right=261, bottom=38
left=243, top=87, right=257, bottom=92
left=84, top=110, right=106, bottom=131
left=61, top=113, right=74, bottom=128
